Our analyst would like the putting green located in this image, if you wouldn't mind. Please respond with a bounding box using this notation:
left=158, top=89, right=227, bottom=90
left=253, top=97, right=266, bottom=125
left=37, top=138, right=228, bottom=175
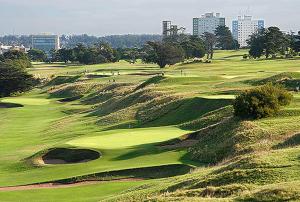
left=1, top=98, right=50, bottom=106
left=67, top=127, right=191, bottom=149
left=200, top=95, right=235, bottom=99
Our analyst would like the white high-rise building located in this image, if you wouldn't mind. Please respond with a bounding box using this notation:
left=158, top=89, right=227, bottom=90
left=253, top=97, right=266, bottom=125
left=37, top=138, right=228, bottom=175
left=193, top=13, right=225, bottom=36
left=232, top=16, right=265, bottom=47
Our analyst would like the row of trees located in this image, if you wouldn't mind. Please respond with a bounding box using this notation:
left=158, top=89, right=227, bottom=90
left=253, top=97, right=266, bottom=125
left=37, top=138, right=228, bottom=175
left=10, top=43, right=118, bottom=65
left=141, top=25, right=239, bottom=68
left=248, top=27, right=300, bottom=59
left=0, top=34, right=162, bottom=49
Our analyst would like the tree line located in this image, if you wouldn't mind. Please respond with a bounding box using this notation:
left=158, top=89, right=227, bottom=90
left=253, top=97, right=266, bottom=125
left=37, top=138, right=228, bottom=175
left=0, top=34, right=162, bottom=49
left=140, top=25, right=239, bottom=68
left=247, top=27, right=300, bottom=59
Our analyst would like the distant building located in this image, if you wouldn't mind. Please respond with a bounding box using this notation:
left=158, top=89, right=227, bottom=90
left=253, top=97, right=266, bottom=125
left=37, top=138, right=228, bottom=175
left=32, top=34, right=60, bottom=58
left=162, top=21, right=172, bottom=37
left=162, top=21, right=185, bottom=38
left=232, top=16, right=265, bottom=47
left=193, top=12, right=225, bottom=36
left=0, top=44, right=27, bottom=55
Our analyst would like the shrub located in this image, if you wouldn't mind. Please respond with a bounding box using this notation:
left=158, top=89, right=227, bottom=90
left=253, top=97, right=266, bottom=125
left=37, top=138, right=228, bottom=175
left=233, top=83, right=293, bottom=119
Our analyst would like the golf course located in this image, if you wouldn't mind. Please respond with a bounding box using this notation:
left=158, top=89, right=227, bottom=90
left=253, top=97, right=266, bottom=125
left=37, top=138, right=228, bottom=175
left=1, top=50, right=300, bottom=201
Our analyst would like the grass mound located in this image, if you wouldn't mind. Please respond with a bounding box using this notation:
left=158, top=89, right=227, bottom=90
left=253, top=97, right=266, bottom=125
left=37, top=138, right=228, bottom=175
left=41, top=148, right=101, bottom=164
left=135, top=76, right=165, bottom=90
left=53, top=164, right=193, bottom=184
left=46, top=76, right=81, bottom=86
left=58, top=95, right=84, bottom=103
left=249, top=72, right=300, bottom=91
left=238, top=183, right=300, bottom=202
left=49, top=82, right=103, bottom=98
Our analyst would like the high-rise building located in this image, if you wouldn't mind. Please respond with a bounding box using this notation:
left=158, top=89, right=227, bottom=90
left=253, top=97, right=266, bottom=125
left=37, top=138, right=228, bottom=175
left=193, top=13, right=225, bottom=36
left=162, top=21, right=172, bottom=37
left=232, top=16, right=265, bottom=47
left=162, top=21, right=185, bottom=38
left=32, top=34, right=60, bottom=58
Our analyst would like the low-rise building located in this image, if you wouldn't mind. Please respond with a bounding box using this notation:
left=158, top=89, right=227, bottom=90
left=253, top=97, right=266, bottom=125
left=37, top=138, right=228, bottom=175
left=0, top=44, right=27, bottom=55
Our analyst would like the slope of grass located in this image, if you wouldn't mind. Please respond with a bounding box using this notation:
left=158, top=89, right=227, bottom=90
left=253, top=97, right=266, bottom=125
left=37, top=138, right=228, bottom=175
left=1, top=50, right=300, bottom=201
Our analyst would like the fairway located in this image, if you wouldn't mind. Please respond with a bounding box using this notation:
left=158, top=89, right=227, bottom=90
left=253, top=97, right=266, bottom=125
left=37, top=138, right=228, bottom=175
left=1, top=50, right=300, bottom=201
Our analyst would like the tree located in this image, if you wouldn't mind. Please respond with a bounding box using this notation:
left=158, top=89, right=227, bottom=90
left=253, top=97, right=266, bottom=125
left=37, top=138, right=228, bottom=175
left=1, top=50, right=32, bottom=68
left=180, top=36, right=206, bottom=59
left=0, top=62, right=37, bottom=97
left=215, top=26, right=236, bottom=50
left=95, top=42, right=116, bottom=62
left=265, top=27, right=289, bottom=58
left=203, top=32, right=217, bottom=59
left=142, top=41, right=184, bottom=68
left=27, top=49, right=47, bottom=62
left=291, top=31, right=300, bottom=53
left=248, top=29, right=266, bottom=59
left=57, top=48, right=75, bottom=63
left=2, top=50, right=28, bottom=60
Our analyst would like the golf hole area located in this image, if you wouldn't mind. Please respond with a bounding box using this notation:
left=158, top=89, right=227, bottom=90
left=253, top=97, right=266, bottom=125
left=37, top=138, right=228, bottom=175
left=42, top=148, right=101, bottom=165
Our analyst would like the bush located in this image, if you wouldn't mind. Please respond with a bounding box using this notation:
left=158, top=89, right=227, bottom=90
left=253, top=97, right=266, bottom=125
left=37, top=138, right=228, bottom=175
left=234, top=83, right=293, bottom=119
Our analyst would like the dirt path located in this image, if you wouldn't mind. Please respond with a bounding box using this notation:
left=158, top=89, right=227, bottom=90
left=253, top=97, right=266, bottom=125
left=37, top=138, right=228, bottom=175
left=0, top=178, right=144, bottom=192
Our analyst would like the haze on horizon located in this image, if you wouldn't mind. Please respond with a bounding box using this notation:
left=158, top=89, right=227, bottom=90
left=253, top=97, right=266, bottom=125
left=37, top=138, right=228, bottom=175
left=0, top=0, right=299, bottom=36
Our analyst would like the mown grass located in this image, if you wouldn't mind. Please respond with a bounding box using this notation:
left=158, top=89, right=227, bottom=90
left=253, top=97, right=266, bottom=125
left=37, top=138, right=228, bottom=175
left=1, top=50, right=300, bottom=201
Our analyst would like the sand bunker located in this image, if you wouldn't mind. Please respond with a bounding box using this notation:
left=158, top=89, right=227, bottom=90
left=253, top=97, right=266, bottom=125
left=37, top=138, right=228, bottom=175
left=0, top=102, right=23, bottom=108
left=40, top=148, right=101, bottom=165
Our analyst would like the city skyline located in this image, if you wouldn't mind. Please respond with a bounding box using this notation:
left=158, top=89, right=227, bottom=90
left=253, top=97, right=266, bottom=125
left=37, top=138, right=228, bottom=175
left=0, top=0, right=299, bottom=36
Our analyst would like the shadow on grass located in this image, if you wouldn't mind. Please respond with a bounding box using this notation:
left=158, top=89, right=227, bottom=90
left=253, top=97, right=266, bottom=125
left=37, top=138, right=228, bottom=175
left=112, top=142, right=202, bottom=167
left=0, top=102, right=24, bottom=108
left=274, top=133, right=300, bottom=149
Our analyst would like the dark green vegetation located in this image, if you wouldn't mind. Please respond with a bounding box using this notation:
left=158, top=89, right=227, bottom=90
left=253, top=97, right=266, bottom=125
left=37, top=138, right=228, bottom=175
left=0, top=34, right=162, bottom=49
left=215, top=26, right=239, bottom=50
left=248, top=27, right=300, bottom=59
left=0, top=62, right=37, bottom=97
left=0, top=50, right=300, bottom=201
left=0, top=50, right=32, bottom=69
left=234, top=83, right=293, bottom=119
left=52, top=43, right=118, bottom=64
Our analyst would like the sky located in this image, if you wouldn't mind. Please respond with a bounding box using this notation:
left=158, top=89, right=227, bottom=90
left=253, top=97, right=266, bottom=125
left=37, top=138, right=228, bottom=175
left=0, top=0, right=299, bottom=36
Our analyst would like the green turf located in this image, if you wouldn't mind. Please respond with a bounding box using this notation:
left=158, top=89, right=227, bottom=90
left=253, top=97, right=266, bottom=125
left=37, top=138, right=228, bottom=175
left=1, top=50, right=300, bottom=201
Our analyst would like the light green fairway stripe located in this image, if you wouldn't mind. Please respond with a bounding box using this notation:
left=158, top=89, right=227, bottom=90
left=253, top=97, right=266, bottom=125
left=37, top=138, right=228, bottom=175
left=1, top=98, right=50, bottom=106
left=67, top=127, right=191, bottom=149
left=0, top=181, right=146, bottom=202
left=199, top=95, right=235, bottom=99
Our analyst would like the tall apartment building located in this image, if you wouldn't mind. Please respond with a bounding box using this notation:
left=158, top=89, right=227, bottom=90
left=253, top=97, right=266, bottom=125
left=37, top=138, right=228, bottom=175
left=163, top=21, right=172, bottom=37
left=32, top=34, right=60, bottom=58
left=193, top=13, right=225, bottom=36
left=162, top=21, right=185, bottom=38
left=232, top=16, right=265, bottom=47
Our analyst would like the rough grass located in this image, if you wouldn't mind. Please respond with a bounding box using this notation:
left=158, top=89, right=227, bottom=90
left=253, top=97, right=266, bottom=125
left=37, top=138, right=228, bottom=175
left=1, top=51, right=300, bottom=201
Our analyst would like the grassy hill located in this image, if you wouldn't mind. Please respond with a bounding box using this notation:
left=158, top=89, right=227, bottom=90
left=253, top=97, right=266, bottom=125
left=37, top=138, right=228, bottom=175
left=0, top=50, right=300, bottom=201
